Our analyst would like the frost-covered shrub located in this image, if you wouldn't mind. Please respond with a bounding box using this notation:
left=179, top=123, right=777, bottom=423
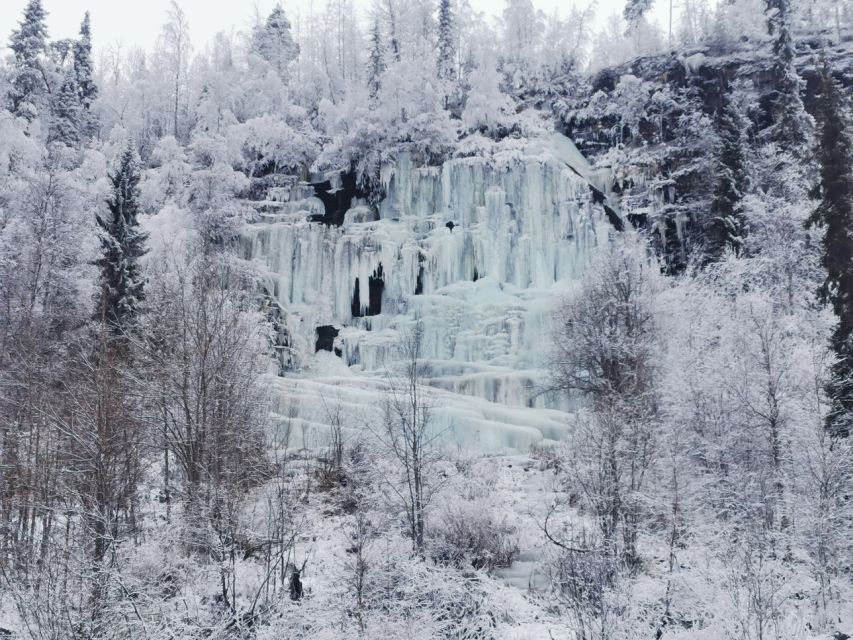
left=529, top=440, right=561, bottom=470
left=428, top=462, right=519, bottom=571
left=429, top=499, right=520, bottom=571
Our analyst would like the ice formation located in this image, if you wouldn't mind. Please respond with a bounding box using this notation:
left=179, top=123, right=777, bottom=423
left=242, top=133, right=616, bottom=452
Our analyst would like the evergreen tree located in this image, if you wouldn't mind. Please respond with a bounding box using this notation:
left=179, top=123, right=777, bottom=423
left=707, top=92, right=749, bottom=260
left=254, top=3, right=300, bottom=81
left=8, top=0, right=49, bottom=121
left=766, top=0, right=810, bottom=151
left=437, top=0, right=455, bottom=82
left=807, top=61, right=853, bottom=436
left=73, top=12, right=98, bottom=110
left=367, top=20, right=385, bottom=101
left=51, top=71, right=82, bottom=146
left=624, top=0, right=653, bottom=29
left=96, top=143, right=148, bottom=333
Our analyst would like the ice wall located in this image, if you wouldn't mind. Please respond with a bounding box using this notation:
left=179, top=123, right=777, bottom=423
left=242, top=133, right=615, bottom=451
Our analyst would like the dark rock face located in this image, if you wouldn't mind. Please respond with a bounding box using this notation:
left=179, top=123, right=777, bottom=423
left=262, top=291, right=296, bottom=374
left=604, top=205, right=624, bottom=232
left=559, top=40, right=853, bottom=271
left=415, top=265, right=425, bottom=295
left=308, top=171, right=360, bottom=226
left=315, top=325, right=339, bottom=353
left=351, top=264, right=385, bottom=317
left=244, top=174, right=296, bottom=201
left=289, top=570, right=303, bottom=600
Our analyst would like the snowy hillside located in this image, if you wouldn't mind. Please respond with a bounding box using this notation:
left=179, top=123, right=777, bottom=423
left=2, top=0, right=853, bottom=639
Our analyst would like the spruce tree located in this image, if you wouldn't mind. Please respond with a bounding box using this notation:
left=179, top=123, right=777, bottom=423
left=807, top=60, right=853, bottom=436
left=254, top=4, right=300, bottom=81
left=74, top=12, right=98, bottom=110
left=707, top=92, right=749, bottom=260
left=8, top=0, right=49, bottom=121
left=766, top=0, right=810, bottom=151
left=96, top=143, right=148, bottom=333
left=437, top=0, right=455, bottom=82
left=51, top=71, right=82, bottom=146
left=624, top=0, right=653, bottom=30
left=367, top=20, right=385, bottom=101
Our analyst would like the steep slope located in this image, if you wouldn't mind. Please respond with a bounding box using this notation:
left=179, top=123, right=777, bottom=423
left=559, top=36, right=853, bottom=269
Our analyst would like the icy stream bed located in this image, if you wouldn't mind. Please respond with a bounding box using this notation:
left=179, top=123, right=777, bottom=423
left=270, top=355, right=574, bottom=452
left=244, top=133, right=615, bottom=452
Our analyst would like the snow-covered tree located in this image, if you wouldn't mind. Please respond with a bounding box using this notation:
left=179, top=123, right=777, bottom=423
left=379, top=320, right=438, bottom=552
left=50, top=71, right=82, bottom=146
left=765, top=0, right=811, bottom=152
left=139, top=239, right=270, bottom=525
left=807, top=60, right=853, bottom=437
left=624, top=0, right=654, bottom=29
left=140, top=135, right=190, bottom=211
left=551, top=236, right=662, bottom=570
left=707, top=91, right=748, bottom=260
left=253, top=3, right=300, bottom=82
left=156, top=1, right=192, bottom=140
left=502, top=0, right=539, bottom=55
left=461, top=54, right=515, bottom=138
left=73, top=12, right=98, bottom=111
left=8, top=0, right=50, bottom=121
left=96, top=143, right=147, bottom=332
left=437, top=0, right=455, bottom=83
left=501, top=0, right=543, bottom=85
left=367, top=20, right=386, bottom=101
left=185, top=133, right=248, bottom=247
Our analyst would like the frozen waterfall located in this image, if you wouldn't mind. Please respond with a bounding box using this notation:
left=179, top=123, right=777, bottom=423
left=242, top=133, right=616, bottom=452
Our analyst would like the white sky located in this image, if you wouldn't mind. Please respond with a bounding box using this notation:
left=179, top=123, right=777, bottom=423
left=0, top=0, right=673, bottom=55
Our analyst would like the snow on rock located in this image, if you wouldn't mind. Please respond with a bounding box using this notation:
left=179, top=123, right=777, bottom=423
left=243, top=133, right=613, bottom=452
left=681, top=52, right=707, bottom=74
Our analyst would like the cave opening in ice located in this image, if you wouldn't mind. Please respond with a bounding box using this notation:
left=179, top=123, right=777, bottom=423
left=351, top=263, right=385, bottom=317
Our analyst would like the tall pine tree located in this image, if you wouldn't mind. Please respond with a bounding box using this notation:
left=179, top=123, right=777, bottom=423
left=437, top=0, right=456, bottom=112
left=707, top=91, right=749, bottom=260
left=51, top=71, right=82, bottom=146
left=96, top=143, right=148, bottom=333
left=367, top=20, right=385, bottom=101
left=766, top=0, right=810, bottom=151
left=74, top=12, right=98, bottom=110
left=807, top=60, right=853, bottom=436
left=624, top=0, right=653, bottom=31
left=437, top=0, right=455, bottom=82
left=254, top=4, right=300, bottom=82
left=8, top=0, right=49, bottom=121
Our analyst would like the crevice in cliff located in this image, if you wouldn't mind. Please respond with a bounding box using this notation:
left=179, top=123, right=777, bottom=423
left=351, top=264, right=385, bottom=317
